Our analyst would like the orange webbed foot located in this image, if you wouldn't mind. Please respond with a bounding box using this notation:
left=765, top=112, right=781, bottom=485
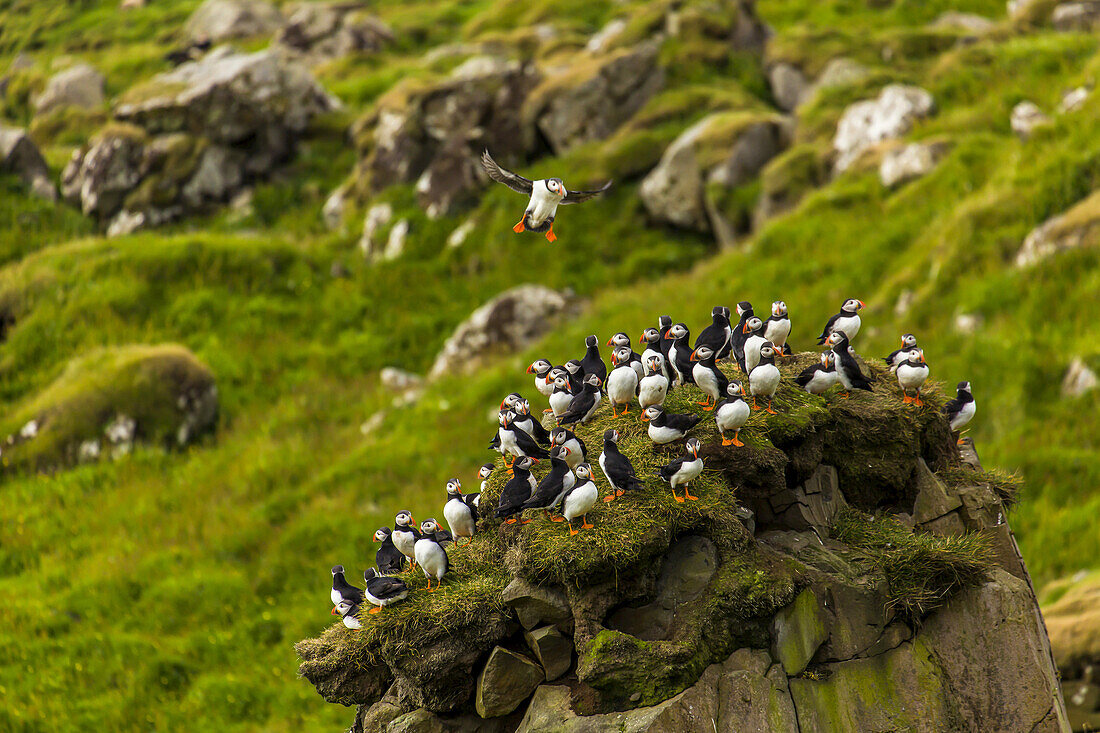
left=545, top=226, right=557, bottom=243
left=673, top=492, right=685, bottom=503
left=685, top=491, right=699, bottom=501
left=569, top=527, right=579, bottom=536
left=513, top=220, right=526, bottom=233
left=369, top=606, right=382, bottom=614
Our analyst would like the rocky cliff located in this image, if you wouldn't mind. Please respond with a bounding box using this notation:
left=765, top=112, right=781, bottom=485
left=296, top=355, right=1069, bottom=732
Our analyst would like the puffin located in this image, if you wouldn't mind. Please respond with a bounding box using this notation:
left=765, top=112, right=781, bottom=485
left=481, top=149, right=612, bottom=243
left=943, top=381, right=976, bottom=444
left=830, top=331, right=874, bottom=396
left=715, top=381, right=750, bottom=447
left=642, top=405, right=702, bottom=445
left=607, top=332, right=645, bottom=381
left=607, top=346, right=640, bottom=417
left=512, top=398, right=551, bottom=445
left=665, top=322, right=694, bottom=387
left=657, top=438, right=704, bottom=502
left=392, top=510, right=420, bottom=569
left=895, top=349, right=930, bottom=406
left=638, top=355, right=670, bottom=411
left=496, top=455, right=538, bottom=524
left=521, top=445, right=576, bottom=520
left=500, top=392, right=523, bottom=411
left=884, top=334, right=919, bottom=372
left=730, top=301, right=754, bottom=369
left=817, top=299, right=864, bottom=344
left=694, top=307, right=732, bottom=359
left=657, top=315, right=675, bottom=366
left=497, top=410, right=551, bottom=462
left=362, top=568, right=409, bottom=614
left=795, top=351, right=839, bottom=395
left=330, top=565, right=365, bottom=608
left=690, top=344, right=728, bottom=410
left=561, top=463, right=599, bottom=536
left=748, top=342, right=782, bottom=413
left=765, top=301, right=792, bottom=356
left=599, top=428, right=645, bottom=503
left=741, top=316, right=768, bottom=374
left=557, top=373, right=603, bottom=426
left=478, top=463, right=495, bottom=493
left=580, top=335, right=608, bottom=387
left=373, top=527, right=406, bottom=575
left=414, top=519, right=450, bottom=591
left=528, top=359, right=555, bottom=399
left=549, top=426, right=587, bottom=469
left=443, top=478, right=477, bottom=545
left=332, top=599, right=362, bottom=629
left=640, top=328, right=672, bottom=381
left=548, top=374, right=575, bottom=418
left=547, top=364, right=580, bottom=393
left=564, top=359, right=585, bottom=386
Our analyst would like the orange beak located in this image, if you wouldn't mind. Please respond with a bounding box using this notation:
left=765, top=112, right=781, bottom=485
left=689, top=351, right=698, bottom=361
left=641, top=414, right=650, bottom=421
left=639, top=334, right=646, bottom=343
left=526, top=365, right=535, bottom=374
left=331, top=607, right=339, bottom=615
left=742, top=323, right=750, bottom=333
left=664, top=333, right=673, bottom=340
left=545, top=376, right=551, bottom=384
left=606, top=337, right=614, bottom=346
left=858, top=300, right=865, bottom=308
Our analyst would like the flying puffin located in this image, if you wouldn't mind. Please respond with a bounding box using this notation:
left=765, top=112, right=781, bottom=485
left=943, top=381, right=976, bottom=444
left=557, top=373, right=603, bottom=426
left=638, top=355, right=670, bottom=411
left=690, top=344, right=728, bottom=411
left=373, top=527, right=406, bottom=575
left=607, top=332, right=645, bottom=381
left=362, top=568, right=409, bottom=614
left=443, top=478, right=477, bottom=545
left=512, top=398, right=551, bottom=445
left=715, top=381, right=750, bottom=447
left=331, top=565, right=365, bottom=608
left=521, top=445, right=576, bottom=521
left=883, top=334, right=919, bottom=372
left=497, top=410, right=551, bottom=462
left=795, top=351, right=839, bottom=395
left=765, top=301, right=792, bottom=356
left=548, top=374, right=575, bottom=418
left=657, top=315, right=675, bottom=366
left=414, top=519, right=450, bottom=591
left=481, top=150, right=612, bottom=243
left=817, top=299, right=864, bottom=345
left=332, top=599, right=362, bottom=629
left=549, top=426, right=587, bottom=469
left=694, top=307, right=732, bottom=359
left=478, top=463, right=495, bottom=493
left=665, top=322, right=694, bottom=387
left=642, top=405, right=702, bottom=445
left=392, top=510, right=420, bottom=569
left=730, top=301, right=754, bottom=369
left=561, top=463, right=599, bottom=535
left=829, top=331, right=873, bottom=396
left=528, top=359, right=555, bottom=399
left=657, top=438, right=704, bottom=503
left=496, top=455, right=538, bottom=524
left=607, top=346, right=640, bottom=417
left=580, top=335, right=608, bottom=387
left=748, top=342, right=782, bottom=413
left=895, top=349, right=930, bottom=406
left=741, top=316, right=768, bottom=374
left=599, top=428, right=645, bottom=503
left=640, top=328, right=672, bottom=381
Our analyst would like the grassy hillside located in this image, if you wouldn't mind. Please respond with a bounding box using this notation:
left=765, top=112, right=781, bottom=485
left=1, top=0, right=1098, bottom=730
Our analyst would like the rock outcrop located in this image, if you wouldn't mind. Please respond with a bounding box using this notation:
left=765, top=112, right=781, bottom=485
left=879, top=140, right=951, bottom=188
left=1012, top=100, right=1052, bottom=139
left=1045, top=572, right=1100, bottom=730
left=1016, top=189, right=1100, bottom=267
left=33, top=63, right=105, bottom=115
left=833, top=85, right=935, bottom=172
left=0, top=125, right=57, bottom=200
left=184, top=0, right=283, bottom=43
left=275, top=3, right=394, bottom=64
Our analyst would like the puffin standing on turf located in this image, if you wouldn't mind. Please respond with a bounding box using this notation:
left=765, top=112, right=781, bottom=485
left=607, top=346, right=640, bottom=417
left=665, top=323, right=694, bottom=387
left=561, top=463, right=599, bottom=535
left=497, top=410, right=550, bottom=462
left=481, top=150, right=611, bottom=243
left=657, top=438, right=704, bottom=503
left=795, top=351, right=839, bottom=395
left=748, top=342, right=782, bottom=414
left=414, top=519, right=450, bottom=592
left=599, top=428, right=645, bottom=503
left=528, top=359, right=555, bottom=400
left=373, top=527, right=406, bottom=575
left=521, top=445, right=576, bottom=521
left=695, top=307, right=732, bottom=360
left=331, top=565, right=364, bottom=609
left=817, top=299, right=865, bottom=345
left=830, top=331, right=873, bottom=396
left=443, top=478, right=478, bottom=546
left=512, top=398, right=551, bottom=446
left=943, top=381, right=976, bottom=444
left=741, top=316, right=768, bottom=374
left=715, top=381, right=751, bottom=447
left=478, top=463, right=495, bottom=493
left=392, top=511, right=420, bottom=569
left=581, top=335, right=608, bottom=387
left=642, top=405, right=702, bottom=445
left=657, top=315, right=675, bottom=367
left=765, top=301, right=792, bottom=356
left=895, top=349, right=930, bottom=406
left=884, top=334, right=919, bottom=372
left=549, top=426, right=587, bottom=469
left=640, top=328, right=672, bottom=381
left=557, top=373, right=603, bottom=426
left=548, top=375, right=575, bottom=418
left=730, top=301, right=754, bottom=369
left=362, top=568, right=408, bottom=614
left=690, top=344, right=728, bottom=410
left=496, top=456, right=538, bottom=524
left=607, top=332, right=645, bottom=381
left=638, top=355, right=670, bottom=410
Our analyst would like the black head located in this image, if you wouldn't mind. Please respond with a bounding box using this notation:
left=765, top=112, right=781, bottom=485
left=500, top=392, right=523, bottom=410
left=364, top=568, right=378, bottom=581
left=564, top=359, right=583, bottom=375
left=841, top=298, right=865, bottom=313
left=373, top=527, right=392, bottom=543
left=512, top=455, right=536, bottom=471
left=551, top=445, right=571, bottom=461
left=829, top=330, right=850, bottom=349
left=528, top=359, right=552, bottom=377
left=642, top=405, right=664, bottom=422
left=737, top=301, right=753, bottom=317
left=712, top=307, right=729, bottom=326
left=586, top=334, right=599, bottom=348
left=901, top=333, right=917, bottom=348
left=691, top=345, right=714, bottom=363
left=331, top=565, right=345, bottom=576
left=604, top=428, right=620, bottom=443
left=607, top=332, right=630, bottom=348
left=549, top=427, right=568, bottom=447
left=957, top=381, right=971, bottom=394
left=641, top=327, right=661, bottom=346
left=658, top=315, right=673, bottom=330
left=667, top=323, right=689, bottom=340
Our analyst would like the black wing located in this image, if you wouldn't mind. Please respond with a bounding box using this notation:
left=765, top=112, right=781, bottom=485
left=794, top=363, right=821, bottom=387
left=497, top=475, right=534, bottom=517
left=462, top=493, right=481, bottom=522
left=488, top=431, right=501, bottom=450
left=528, top=418, right=551, bottom=446
left=883, top=348, right=903, bottom=366
left=817, top=312, right=841, bottom=344
left=522, top=471, right=565, bottom=509
left=557, top=391, right=596, bottom=425
left=481, top=150, right=533, bottom=195
left=367, top=575, right=408, bottom=597
left=376, top=545, right=406, bottom=574
left=657, top=457, right=687, bottom=483
left=715, top=367, right=729, bottom=395
left=604, top=450, right=644, bottom=492
left=513, top=428, right=551, bottom=458
left=942, top=396, right=963, bottom=420
left=561, top=180, right=612, bottom=204
left=667, top=412, right=702, bottom=432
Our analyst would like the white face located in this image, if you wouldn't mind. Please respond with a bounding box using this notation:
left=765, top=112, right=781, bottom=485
left=546, top=179, right=564, bottom=196
left=744, top=316, right=763, bottom=333
left=374, top=529, right=388, bottom=542
left=530, top=359, right=551, bottom=375
left=828, top=331, right=845, bottom=346
left=907, top=349, right=924, bottom=363
left=772, top=301, right=787, bottom=317
left=821, top=352, right=834, bottom=368
left=961, top=381, right=971, bottom=393
left=642, top=327, right=660, bottom=344
left=547, top=367, right=566, bottom=383
left=685, top=439, right=700, bottom=457
left=613, top=346, right=632, bottom=365
left=727, top=381, right=743, bottom=396
left=843, top=299, right=864, bottom=312
left=585, top=373, right=601, bottom=388
left=610, top=332, right=630, bottom=347
left=331, top=565, right=344, bottom=576
left=446, top=479, right=461, bottom=495
left=499, top=411, right=510, bottom=427
left=760, top=344, right=776, bottom=360
left=335, top=600, right=356, bottom=616
left=554, top=446, right=571, bottom=459
left=605, top=428, right=620, bottom=443
left=575, top=464, right=592, bottom=480
left=668, top=324, right=688, bottom=340
left=420, top=519, right=439, bottom=534
left=479, top=465, right=493, bottom=480
left=395, top=512, right=412, bottom=527
left=565, top=360, right=582, bottom=374
left=693, top=345, right=713, bottom=361
left=514, top=456, right=534, bottom=470
left=514, top=399, right=530, bottom=416
left=554, top=376, right=570, bottom=391
left=647, top=355, right=663, bottom=372
left=901, top=334, right=917, bottom=348
left=643, top=406, right=662, bottom=421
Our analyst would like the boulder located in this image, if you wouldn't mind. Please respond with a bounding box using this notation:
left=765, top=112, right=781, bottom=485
left=276, top=3, right=394, bottom=63
left=524, top=626, right=573, bottom=681
left=1011, top=101, right=1052, bottom=139
left=833, top=85, right=935, bottom=172
left=429, top=286, right=572, bottom=380
left=33, top=63, right=105, bottom=114
left=1052, top=1, right=1100, bottom=30
left=1016, top=188, right=1100, bottom=267
left=0, top=125, right=57, bottom=200
left=911, top=458, right=962, bottom=525
left=60, top=125, right=146, bottom=215
left=771, top=588, right=828, bottom=675
left=752, top=464, right=847, bottom=532
left=879, top=140, right=951, bottom=187
left=527, top=43, right=664, bottom=155
left=1062, top=357, right=1099, bottom=397
left=1058, top=85, right=1090, bottom=113
left=474, top=647, right=543, bottom=718
left=184, top=0, right=284, bottom=43
left=359, top=203, right=394, bottom=259
left=415, top=139, right=481, bottom=219
left=501, top=578, right=572, bottom=631
left=767, top=62, right=808, bottom=111
left=928, top=11, right=996, bottom=33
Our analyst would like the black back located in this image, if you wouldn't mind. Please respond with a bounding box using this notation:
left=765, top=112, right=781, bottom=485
left=581, top=335, right=608, bottom=386
left=658, top=315, right=674, bottom=361
left=601, top=432, right=644, bottom=493
left=497, top=460, right=537, bottom=518
left=731, top=302, right=754, bottom=364
left=695, top=307, right=731, bottom=353
left=831, top=334, right=873, bottom=391
left=652, top=407, right=702, bottom=433
left=557, top=381, right=600, bottom=425
left=521, top=451, right=571, bottom=509
left=375, top=533, right=406, bottom=575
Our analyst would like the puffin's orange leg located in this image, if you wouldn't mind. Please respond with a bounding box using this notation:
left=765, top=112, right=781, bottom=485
left=731, top=430, right=744, bottom=447
left=684, top=487, right=699, bottom=501
left=750, top=396, right=761, bottom=411
left=603, top=494, right=616, bottom=503
left=672, top=489, right=685, bottom=503
left=369, top=606, right=382, bottom=614
left=581, top=516, right=594, bottom=529
left=513, top=218, right=526, bottom=233
left=545, top=225, right=557, bottom=243
left=766, top=398, right=777, bottom=415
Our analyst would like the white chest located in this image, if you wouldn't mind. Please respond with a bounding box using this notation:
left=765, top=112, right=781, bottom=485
left=832, top=314, right=861, bottom=340
left=443, top=499, right=476, bottom=538
left=896, top=363, right=929, bottom=390
left=806, top=369, right=838, bottom=395
left=716, top=399, right=750, bottom=430
left=608, top=366, right=639, bottom=402
left=765, top=318, right=791, bottom=346
left=549, top=390, right=573, bottom=416
left=638, top=375, right=669, bottom=408
left=649, top=423, right=684, bottom=445
left=952, top=400, right=976, bottom=430
left=392, top=530, right=416, bottom=558
left=670, top=457, right=703, bottom=487
left=693, top=364, right=721, bottom=399
left=749, top=364, right=781, bottom=395
left=744, top=335, right=767, bottom=373
left=414, top=540, right=448, bottom=580
left=527, top=181, right=562, bottom=226
left=563, top=480, right=598, bottom=520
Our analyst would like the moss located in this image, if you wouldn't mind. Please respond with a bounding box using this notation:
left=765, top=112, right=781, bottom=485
left=123, top=134, right=208, bottom=212
left=27, top=106, right=107, bottom=148
left=760, top=144, right=829, bottom=208
left=117, top=80, right=190, bottom=108
left=939, top=465, right=1022, bottom=509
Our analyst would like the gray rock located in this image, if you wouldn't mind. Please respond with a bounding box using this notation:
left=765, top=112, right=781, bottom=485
left=772, top=588, right=828, bottom=675
left=33, top=63, right=105, bottom=114
left=912, top=458, right=962, bottom=524
left=415, top=139, right=480, bottom=219
left=61, top=127, right=147, bottom=216
left=184, top=0, right=283, bottom=43
left=833, top=85, right=935, bottom=172
left=1052, top=1, right=1100, bottom=30
left=1011, top=101, right=1051, bottom=140
left=524, top=626, right=573, bottom=681
left=1062, top=357, right=1099, bottom=397
left=1015, top=190, right=1100, bottom=268
left=586, top=18, right=627, bottom=53
left=0, top=125, right=57, bottom=201
left=501, top=578, right=572, bottom=631
left=921, top=511, right=968, bottom=537
left=927, top=11, right=995, bottom=33
left=879, top=141, right=950, bottom=187
left=768, top=62, right=808, bottom=111
left=384, top=219, right=410, bottom=262
left=276, top=3, right=394, bottom=63
left=1059, top=86, right=1090, bottom=113
left=812, top=57, right=869, bottom=93
left=429, top=286, right=572, bottom=380
left=761, top=464, right=847, bottom=532
left=475, top=647, right=543, bottom=718
left=321, top=184, right=348, bottom=230
left=359, top=203, right=394, bottom=260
